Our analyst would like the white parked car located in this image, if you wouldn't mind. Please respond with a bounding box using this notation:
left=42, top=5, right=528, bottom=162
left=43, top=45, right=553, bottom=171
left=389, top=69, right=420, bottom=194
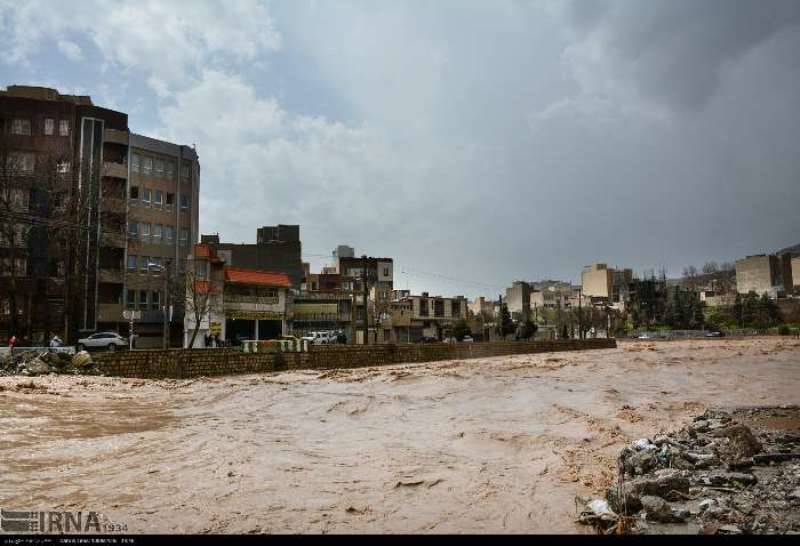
left=302, top=331, right=336, bottom=345
left=462, top=335, right=474, bottom=343
left=77, top=331, right=128, bottom=351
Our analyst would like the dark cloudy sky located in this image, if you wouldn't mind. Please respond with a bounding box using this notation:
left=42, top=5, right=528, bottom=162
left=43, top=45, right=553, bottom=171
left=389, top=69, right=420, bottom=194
left=2, top=0, right=799, bottom=298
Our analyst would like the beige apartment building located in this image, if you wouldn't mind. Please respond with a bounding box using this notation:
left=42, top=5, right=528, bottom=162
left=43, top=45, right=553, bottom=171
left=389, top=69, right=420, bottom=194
left=792, top=256, right=800, bottom=295
left=118, top=134, right=200, bottom=347
left=581, top=263, right=632, bottom=305
left=396, top=292, right=468, bottom=341
left=735, top=254, right=793, bottom=298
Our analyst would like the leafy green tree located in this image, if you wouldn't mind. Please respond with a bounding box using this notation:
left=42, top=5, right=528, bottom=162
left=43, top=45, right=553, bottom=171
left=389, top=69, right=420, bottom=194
left=452, top=318, right=471, bottom=341
left=496, top=303, right=514, bottom=338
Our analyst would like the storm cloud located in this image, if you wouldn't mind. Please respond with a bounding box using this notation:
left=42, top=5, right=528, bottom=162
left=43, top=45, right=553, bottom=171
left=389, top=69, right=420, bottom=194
left=1, top=0, right=798, bottom=297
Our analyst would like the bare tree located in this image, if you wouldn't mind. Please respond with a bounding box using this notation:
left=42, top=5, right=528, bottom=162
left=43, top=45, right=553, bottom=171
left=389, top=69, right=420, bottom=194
left=702, top=261, right=719, bottom=274
left=184, top=256, right=220, bottom=348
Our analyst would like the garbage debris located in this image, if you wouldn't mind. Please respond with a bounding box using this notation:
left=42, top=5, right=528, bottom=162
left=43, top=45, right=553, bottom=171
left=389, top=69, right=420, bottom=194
left=1, top=349, right=102, bottom=376
left=577, top=406, right=800, bottom=535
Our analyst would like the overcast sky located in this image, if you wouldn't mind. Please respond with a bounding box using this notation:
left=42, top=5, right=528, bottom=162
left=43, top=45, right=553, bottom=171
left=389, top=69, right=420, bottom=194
left=2, top=0, right=799, bottom=298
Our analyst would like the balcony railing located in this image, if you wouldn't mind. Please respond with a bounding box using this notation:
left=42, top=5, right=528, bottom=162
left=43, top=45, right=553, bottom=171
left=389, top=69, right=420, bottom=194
left=100, top=232, right=127, bottom=248
left=291, top=312, right=351, bottom=323
left=224, top=294, right=279, bottom=305
left=104, top=128, right=130, bottom=146
left=103, top=161, right=128, bottom=179
left=97, top=303, right=124, bottom=322
left=99, top=268, right=124, bottom=284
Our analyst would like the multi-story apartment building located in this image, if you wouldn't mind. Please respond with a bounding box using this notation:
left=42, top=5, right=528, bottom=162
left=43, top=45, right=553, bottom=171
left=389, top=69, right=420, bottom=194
left=505, top=281, right=531, bottom=321
left=581, top=263, right=632, bottom=305
left=735, top=254, right=793, bottom=298
left=119, top=134, right=200, bottom=347
left=468, top=296, right=496, bottom=318
left=183, top=243, right=291, bottom=347
left=202, top=225, right=304, bottom=289
left=0, top=85, right=200, bottom=346
left=395, top=292, right=467, bottom=341
left=337, top=255, right=394, bottom=343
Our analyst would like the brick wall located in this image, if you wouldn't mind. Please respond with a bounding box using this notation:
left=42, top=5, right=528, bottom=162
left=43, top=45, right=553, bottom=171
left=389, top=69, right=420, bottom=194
left=96, top=338, right=616, bottom=379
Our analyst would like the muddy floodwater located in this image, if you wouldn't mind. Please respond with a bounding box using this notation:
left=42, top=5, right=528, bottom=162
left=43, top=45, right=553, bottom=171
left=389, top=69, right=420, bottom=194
left=2, top=337, right=799, bottom=533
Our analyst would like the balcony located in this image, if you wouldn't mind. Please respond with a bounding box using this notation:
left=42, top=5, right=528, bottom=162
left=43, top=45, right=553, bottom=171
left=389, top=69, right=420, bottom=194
left=103, top=161, right=128, bottom=179
left=290, top=312, right=351, bottom=323
left=100, top=232, right=127, bottom=248
left=104, top=128, right=130, bottom=146
left=99, top=268, right=124, bottom=284
left=97, top=303, right=124, bottom=322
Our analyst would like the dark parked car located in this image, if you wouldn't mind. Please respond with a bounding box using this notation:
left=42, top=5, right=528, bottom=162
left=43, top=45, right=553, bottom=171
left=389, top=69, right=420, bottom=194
left=704, top=331, right=724, bottom=338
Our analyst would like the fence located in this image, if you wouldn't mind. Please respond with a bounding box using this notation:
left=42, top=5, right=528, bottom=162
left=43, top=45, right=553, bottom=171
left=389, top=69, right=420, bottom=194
left=95, top=338, right=616, bottom=379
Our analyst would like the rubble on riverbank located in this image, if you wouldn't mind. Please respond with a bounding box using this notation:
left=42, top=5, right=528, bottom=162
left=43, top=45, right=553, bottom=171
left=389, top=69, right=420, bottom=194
left=578, top=406, right=800, bottom=535
left=0, top=350, right=102, bottom=377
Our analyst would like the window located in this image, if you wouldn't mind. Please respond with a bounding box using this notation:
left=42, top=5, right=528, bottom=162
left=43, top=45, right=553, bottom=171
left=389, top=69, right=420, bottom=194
left=181, top=160, right=191, bottom=180
left=13, top=224, right=29, bottom=247
left=127, top=255, right=137, bottom=271
left=154, top=190, right=163, bottom=207
left=0, top=257, right=10, bottom=276
left=180, top=194, right=190, bottom=209
left=7, top=188, right=29, bottom=210
left=451, top=300, right=461, bottom=317
left=44, top=118, right=55, bottom=135
left=56, top=160, right=70, bottom=174
left=131, top=154, right=141, bottom=173
left=142, top=188, right=152, bottom=205
left=128, top=222, right=139, bottom=239
left=143, top=157, right=153, bottom=175
left=126, top=289, right=136, bottom=310
left=153, top=224, right=163, bottom=242
left=166, top=192, right=175, bottom=206
left=179, top=229, right=189, bottom=247
left=420, top=299, right=429, bottom=317
left=8, top=152, right=35, bottom=174
left=155, top=159, right=164, bottom=177
left=11, top=119, right=31, bottom=135
left=383, top=267, right=389, bottom=277
left=141, top=223, right=151, bottom=240
left=152, top=291, right=161, bottom=311
left=58, top=120, right=70, bottom=136
left=129, top=186, right=139, bottom=200
left=165, top=226, right=174, bottom=243
left=139, top=290, right=148, bottom=309
left=140, top=256, right=149, bottom=272
left=150, top=257, right=161, bottom=269
left=165, top=161, right=175, bottom=179
left=14, top=257, right=27, bottom=276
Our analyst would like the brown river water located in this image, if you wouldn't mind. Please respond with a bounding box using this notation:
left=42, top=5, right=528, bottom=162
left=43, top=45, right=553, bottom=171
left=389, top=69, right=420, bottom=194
left=1, top=337, right=799, bottom=533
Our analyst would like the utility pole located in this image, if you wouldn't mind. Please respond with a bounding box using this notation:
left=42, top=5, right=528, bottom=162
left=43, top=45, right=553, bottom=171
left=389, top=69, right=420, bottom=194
left=362, top=255, right=369, bottom=345
left=163, top=259, right=172, bottom=349
left=578, top=288, right=583, bottom=340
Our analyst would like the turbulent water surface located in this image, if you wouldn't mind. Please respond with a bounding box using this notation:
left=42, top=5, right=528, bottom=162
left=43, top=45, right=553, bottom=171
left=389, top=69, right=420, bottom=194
left=1, top=337, right=799, bottom=533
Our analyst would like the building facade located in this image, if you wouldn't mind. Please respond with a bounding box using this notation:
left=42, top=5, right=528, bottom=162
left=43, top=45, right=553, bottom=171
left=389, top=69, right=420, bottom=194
left=183, top=243, right=291, bottom=347
left=0, top=85, right=199, bottom=345
left=394, top=292, right=467, bottom=341
left=735, top=254, right=793, bottom=298
left=203, top=225, right=304, bottom=289
left=505, top=281, right=531, bottom=321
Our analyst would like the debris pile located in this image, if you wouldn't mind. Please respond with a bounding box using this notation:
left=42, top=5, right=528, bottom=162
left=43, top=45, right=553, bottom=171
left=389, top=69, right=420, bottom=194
left=578, top=407, right=800, bottom=535
left=1, top=350, right=102, bottom=376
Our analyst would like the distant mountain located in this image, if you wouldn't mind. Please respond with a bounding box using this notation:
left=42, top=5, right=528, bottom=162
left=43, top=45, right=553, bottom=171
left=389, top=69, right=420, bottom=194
left=776, top=243, right=800, bottom=257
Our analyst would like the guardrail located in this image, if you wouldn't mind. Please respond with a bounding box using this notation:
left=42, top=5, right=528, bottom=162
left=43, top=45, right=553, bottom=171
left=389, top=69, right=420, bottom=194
left=1, top=346, right=76, bottom=357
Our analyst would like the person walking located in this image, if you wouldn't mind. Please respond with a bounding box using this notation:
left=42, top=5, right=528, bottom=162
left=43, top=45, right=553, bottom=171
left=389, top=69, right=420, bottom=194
left=8, top=334, right=17, bottom=355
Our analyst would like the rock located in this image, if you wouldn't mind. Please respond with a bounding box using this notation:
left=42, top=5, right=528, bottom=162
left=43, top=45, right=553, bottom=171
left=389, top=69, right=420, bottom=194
left=640, top=495, right=687, bottom=523
left=625, top=449, right=658, bottom=476
left=788, top=488, right=800, bottom=500
left=72, top=351, right=93, bottom=368
left=607, top=470, right=691, bottom=514
left=23, top=357, right=51, bottom=375
left=633, top=438, right=657, bottom=451
left=702, top=471, right=757, bottom=487
left=698, top=499, right=716, bottom=513
left=710, top=424, right=762, bottom=464
left=717, top=524, right=742, bottom=535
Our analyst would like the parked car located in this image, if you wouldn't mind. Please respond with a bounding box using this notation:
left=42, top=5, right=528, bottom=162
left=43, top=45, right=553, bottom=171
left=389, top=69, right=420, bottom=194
left=421, top=336, right=439, bottom=343
left=705, top=331, right=724, bottom=338
left=77, top=331, right=127, bottom=352
left=302, top=331, right=336, bottom=345
left=462, top=335, right=474, bottom=343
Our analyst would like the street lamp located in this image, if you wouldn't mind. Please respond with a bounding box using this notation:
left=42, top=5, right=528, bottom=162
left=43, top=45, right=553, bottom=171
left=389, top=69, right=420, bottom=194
left=147, top=260, right=172, bottom=349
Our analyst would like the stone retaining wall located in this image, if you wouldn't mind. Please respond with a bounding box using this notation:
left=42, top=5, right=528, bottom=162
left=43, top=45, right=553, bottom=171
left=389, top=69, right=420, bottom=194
left=96, top=338, right=616, bottom=379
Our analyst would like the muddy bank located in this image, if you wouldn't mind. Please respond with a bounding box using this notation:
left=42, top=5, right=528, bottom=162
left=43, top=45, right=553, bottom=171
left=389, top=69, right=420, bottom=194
left=1, top=337, right=799, bottom=533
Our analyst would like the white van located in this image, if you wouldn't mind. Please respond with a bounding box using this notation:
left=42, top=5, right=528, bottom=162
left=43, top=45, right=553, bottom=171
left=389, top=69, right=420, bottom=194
left=302, top=331, right=335, bottom=345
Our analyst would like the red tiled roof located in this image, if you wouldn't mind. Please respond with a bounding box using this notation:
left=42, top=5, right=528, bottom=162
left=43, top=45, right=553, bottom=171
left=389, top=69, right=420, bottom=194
left=224, top=267, right=291, bottom=288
